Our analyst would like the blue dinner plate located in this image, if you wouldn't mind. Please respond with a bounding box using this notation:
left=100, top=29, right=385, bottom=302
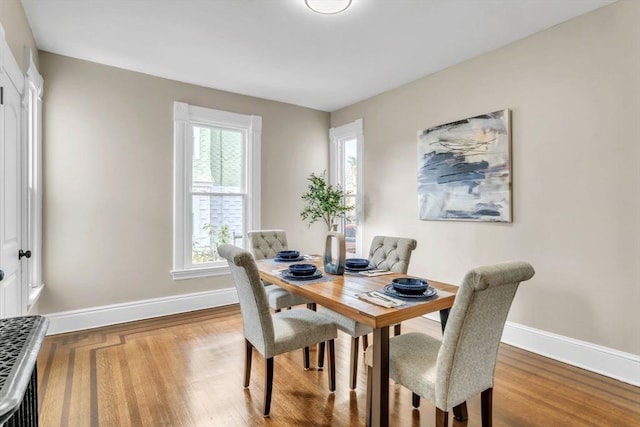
left=345, top=265, right=373, bottom=272
left=277, top=250, right=300, bottom=260
left=282, top=271, right=323, bottom=281
left=345, top=258, right=370, bottom=269
left=391, top=277, right=429, bottom=295
left=382, top=284, right=437, bottom=299
left=274, top=256, right=305, bottom=262
left=288, top=263, right=317, bottom=276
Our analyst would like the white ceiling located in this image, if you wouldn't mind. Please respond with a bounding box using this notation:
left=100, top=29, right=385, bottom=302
left=21, top=0, right=616, bottom=112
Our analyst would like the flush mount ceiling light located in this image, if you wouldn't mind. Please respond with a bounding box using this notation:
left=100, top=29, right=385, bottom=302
left=305, top=0, right=352, bottom=14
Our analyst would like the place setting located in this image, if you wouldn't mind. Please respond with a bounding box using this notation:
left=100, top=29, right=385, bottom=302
left=358, top=277, right=437, bottom=308
left=344, top=258, right=394, bottom=276
left=273, top=250, right=305, bottom=262
left=275, top=262, right=334, bottom=285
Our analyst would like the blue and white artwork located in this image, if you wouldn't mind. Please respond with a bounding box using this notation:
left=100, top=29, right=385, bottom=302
left=417, top=109, right=511, bottom=222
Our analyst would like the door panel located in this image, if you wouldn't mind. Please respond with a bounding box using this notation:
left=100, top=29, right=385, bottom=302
left=1, top=73, right=23, bottom=318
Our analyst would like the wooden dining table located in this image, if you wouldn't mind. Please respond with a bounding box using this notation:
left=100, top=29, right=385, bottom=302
left=255, top=257, right=458, bottom=427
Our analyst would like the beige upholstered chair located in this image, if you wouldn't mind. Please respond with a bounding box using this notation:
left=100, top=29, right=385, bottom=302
left=317, top=235, right=417, bottom=389
left=246, top=230, right=313, bottom=311
left=368, top=235, right=418, bottom=274
left=364, top=261, right=535, bottom=427
left=218, top=244, right=338, bottom=417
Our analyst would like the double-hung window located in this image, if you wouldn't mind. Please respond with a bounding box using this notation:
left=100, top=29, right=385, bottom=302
left=25, top=51, right=44, bottom=308
left=172, top=102, right=261, bottom=280
left=329, top=119, right=363, bottom=257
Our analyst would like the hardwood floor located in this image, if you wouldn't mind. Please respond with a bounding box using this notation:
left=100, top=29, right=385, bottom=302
left=37, top=305, right=639, bottom=426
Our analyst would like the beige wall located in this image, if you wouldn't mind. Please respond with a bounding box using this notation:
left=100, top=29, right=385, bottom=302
left=331, top=0, right=639, bottom=355
left=0, top=0, right=38, bottom=71
left=38, top=52, right=330, bottom=314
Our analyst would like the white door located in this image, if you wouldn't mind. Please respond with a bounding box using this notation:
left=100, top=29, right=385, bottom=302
left=0, top=73, right=23, bottom=317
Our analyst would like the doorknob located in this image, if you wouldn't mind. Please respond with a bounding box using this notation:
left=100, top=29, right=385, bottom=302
left=0, top=270, right=3, bottom=281
left=19, top=249, right=32, bottom=260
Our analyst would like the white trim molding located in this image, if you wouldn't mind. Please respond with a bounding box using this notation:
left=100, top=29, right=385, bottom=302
left=172, top=101, right=261, bottom=280
left=501, top=321, right=640, bottom=387
left=329, top=118, right=364, bottom=256
left=425, top=313, right=639, bottom=386
left=45, top=288, right=239, bottom=335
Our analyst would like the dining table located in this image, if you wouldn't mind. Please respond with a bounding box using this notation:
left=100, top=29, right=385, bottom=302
left=255, top=256, right=459, bottom=427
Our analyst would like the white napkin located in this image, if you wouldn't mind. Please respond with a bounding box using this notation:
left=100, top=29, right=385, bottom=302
left=358, top=270, right=394, bottom=277
left=357, top=291, right=405, bottom=308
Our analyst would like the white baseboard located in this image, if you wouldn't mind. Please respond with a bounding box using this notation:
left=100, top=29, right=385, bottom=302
left=425, top=312, right=639, bottom=387
left=45, top=288, right=239, bottom=335
left=45, top=293, right=639, bottom=387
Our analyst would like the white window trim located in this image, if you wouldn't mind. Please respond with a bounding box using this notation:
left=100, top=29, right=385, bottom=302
left=172, top=102, right=261, bottom=280
left=329, top=118, right=364, bottom=257
left=24, top=49, right=44, bottom=308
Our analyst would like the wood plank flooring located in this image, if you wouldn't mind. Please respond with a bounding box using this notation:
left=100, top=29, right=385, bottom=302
left=37, top=305, right=640, bottom=426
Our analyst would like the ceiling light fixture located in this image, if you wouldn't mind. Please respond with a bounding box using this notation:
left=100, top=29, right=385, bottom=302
left=305, top=0, right=352, bottom=15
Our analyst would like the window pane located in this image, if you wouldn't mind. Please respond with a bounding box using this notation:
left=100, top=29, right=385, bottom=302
left=344, top=195, right=357, bottom=256
left=344, top=138, right=357, bottom=195
left=343, top=138, right=358, bottom=256
left=192, top=126, right=244, bottom=194
left=191, top=195, right=244, bottom=264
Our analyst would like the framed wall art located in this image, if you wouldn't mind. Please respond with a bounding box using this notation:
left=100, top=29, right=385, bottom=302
left=417, top=109, right=511, bottom=222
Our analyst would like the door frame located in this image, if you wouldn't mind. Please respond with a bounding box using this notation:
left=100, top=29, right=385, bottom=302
left=0, top=23, right=28, bottom=317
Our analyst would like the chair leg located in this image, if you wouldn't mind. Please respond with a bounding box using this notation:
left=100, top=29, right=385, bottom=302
left=303, top=347, right=310, bottom=370
left=453, top=402, right=468, bottom=421
left=365, top=366, right=372, bottom=427
left=394, top=323, right=401, bottom=336
left=263, top=357, right=274, bottom=417
left=349, top=336, right=360, bottom=389
left=244, top=339, right=253, bottom=388
left=327, top=340, right=336, bottom=392
left=412, top=392, right=420, bottom=408
left=481, top=388, right=493, bottom=427
left=317, top=341, right=325, bottom=370
left=435, top=408, right=449, bottom=427
left=362, top=334, right=369, bottom=351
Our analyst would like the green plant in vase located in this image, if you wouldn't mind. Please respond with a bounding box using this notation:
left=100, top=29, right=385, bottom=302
left=300, top=171, right=352, bottom=230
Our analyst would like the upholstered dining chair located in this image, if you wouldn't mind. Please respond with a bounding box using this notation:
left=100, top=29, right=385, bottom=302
left=218, top=244, right=338, bottom=417
left=247, top=230, right=313, bottom=311
left=363, top=261, right=535, bottom=427
left=317, top=235, right=417, bottom=389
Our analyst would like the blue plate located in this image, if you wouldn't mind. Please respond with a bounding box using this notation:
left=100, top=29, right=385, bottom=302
left=288, top=263, right=317, bottom=276
left=282, top=271, right=323, bottom=281
left=277, top=250, right=300, bottom=260
left=392, top=278, right=429, bottom=295
left=274, top=256, right=305, bottom=262
left=345, top=264, right=373, bottom=272
left=382, top=284, right=437, bottom=299
left=345, top=258, right=370, bottom=269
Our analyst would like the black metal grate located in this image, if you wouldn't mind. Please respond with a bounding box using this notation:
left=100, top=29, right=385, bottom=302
left=0, top=316, right=37, bottom=389
left=0, top=316, right=47, bottom=427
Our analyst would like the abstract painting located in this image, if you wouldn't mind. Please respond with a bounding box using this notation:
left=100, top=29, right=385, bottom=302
left=417, top=109, right=511, bottom=222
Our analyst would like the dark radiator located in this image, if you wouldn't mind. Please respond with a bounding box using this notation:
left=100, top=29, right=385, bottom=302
left=0, top=316, right=49, bottom=426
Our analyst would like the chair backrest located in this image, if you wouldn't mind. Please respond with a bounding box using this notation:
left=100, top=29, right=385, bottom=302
left=435, top=261, right=535, bottom=411
left=247, top=230, right=288, bottom=260
left=368, top=235, right=418, bottom=274
left=217, top=244, right=275, bottom=356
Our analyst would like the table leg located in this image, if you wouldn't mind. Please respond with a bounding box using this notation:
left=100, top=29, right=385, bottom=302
left=439, top=308, right=450, bottom=332
left=439, top=308, right=468, bottom=421
left=371, top=326, right=390, bottom=427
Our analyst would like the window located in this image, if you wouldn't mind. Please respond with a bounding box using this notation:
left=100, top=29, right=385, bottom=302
left=25, top=50, right=44, bottom=308
left=172, top=102, right=261, bottom=280
left=329, top=119, right=363, bottom=257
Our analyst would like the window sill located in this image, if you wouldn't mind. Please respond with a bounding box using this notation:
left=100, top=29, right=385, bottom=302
left=171, top=265, right=230, bottom=281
